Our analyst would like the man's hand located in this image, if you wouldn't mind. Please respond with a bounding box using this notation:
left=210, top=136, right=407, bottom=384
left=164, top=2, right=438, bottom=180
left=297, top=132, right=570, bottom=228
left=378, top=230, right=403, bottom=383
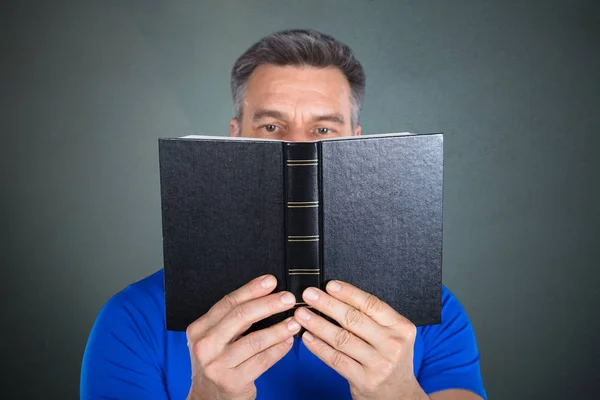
left=294, top=281, right=429, bottom=400
left=186, top=274, right=301, bottom=400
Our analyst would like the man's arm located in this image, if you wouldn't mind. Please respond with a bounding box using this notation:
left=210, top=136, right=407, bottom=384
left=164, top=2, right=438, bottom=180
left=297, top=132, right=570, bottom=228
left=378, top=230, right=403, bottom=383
left=80, top=286, right=169, bottom=399
left=417, top=287, right=487, bottom=400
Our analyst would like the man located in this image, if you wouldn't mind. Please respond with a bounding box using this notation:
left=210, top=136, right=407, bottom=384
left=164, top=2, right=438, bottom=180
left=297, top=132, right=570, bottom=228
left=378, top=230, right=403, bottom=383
left=81, top=29, right=487, bottom=400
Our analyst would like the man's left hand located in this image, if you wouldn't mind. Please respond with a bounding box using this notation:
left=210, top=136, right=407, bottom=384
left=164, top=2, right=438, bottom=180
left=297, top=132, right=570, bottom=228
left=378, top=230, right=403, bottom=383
left=294, top=280, right=429, bottom=400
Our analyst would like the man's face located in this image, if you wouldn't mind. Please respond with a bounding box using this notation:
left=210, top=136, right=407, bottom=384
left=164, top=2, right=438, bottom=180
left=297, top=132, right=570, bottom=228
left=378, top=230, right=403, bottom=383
left=230, top=64, right=361, bottom=141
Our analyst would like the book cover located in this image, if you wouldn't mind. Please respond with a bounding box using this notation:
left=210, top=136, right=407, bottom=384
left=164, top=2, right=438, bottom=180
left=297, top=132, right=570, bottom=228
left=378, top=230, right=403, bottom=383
left=158, top=133, right=443, bottom=333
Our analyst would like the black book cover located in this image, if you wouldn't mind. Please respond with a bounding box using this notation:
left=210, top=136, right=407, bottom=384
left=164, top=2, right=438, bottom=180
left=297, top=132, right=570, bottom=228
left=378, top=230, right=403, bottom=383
left=158, top=133, right=443, bottom=333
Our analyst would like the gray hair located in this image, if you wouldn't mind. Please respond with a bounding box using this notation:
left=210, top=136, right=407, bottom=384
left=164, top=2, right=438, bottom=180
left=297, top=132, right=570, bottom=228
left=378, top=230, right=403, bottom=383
left=231, top=29, right=366, bottom=129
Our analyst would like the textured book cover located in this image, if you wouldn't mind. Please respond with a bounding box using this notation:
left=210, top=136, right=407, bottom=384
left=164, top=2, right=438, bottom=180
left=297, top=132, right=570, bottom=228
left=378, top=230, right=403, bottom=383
left=158, top=133, right=443, bottom=333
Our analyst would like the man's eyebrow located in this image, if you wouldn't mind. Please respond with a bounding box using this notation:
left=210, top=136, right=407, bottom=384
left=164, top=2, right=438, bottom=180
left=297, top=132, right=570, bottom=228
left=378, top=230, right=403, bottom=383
left=252, top=109, right=287, bottom=122
left=251, top=110, right=346, bottom=125
left=312, top=113, right=345, bottom=125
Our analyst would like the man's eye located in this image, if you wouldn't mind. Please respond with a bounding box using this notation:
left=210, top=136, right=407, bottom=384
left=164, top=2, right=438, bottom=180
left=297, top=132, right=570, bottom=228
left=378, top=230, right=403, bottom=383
left=261, top=124, right=278, bottom=133
left=316, top=127, right=333, bottom=135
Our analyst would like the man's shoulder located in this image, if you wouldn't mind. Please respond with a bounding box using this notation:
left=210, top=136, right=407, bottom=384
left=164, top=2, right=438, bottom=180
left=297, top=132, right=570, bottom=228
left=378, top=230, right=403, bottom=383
left=418, top=284, right=478, bottom=346
left=440, top=284, right=468, bottom=317
left=95, top=269, right=166, bottom=330
left=119, top=268, right=165, bottom=299
left=109, top=268, right=164, bottom=304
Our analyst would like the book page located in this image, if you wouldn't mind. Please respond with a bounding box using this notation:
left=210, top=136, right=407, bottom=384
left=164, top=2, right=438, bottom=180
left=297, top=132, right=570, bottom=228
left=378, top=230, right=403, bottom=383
left=179, top=135, right=280, bottom=141
left=178, top=132, right=417, bottom=141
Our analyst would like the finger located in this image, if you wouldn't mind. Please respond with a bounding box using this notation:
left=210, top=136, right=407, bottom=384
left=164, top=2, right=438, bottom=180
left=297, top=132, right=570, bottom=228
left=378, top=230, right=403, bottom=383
left=324, top=281, right=403, bottom=328
left=206, top=291, right=297, bottom=347
left=301, top=287, right=386, bottom=347
left=220, top=317, right=301, bottom=368
left=294, top=307, right=378, bottom=366
left=301, top=330, right=363, bottom=383
left=234, top=335, right=295, bottom=382
left=188, top=274, right=278, bottom=336
left=206, top=274, right=279, bottom=326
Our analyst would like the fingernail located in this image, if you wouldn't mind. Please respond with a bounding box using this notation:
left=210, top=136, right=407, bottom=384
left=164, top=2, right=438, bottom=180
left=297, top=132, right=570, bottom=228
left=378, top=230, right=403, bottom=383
left=280, top=292, right=295, bottom=305
left=327, top=281, right=341, bottom=292
left=303, top=288, right=319, bottom=301
left=297, top=307, right=311, bottom=321
left=303, top=331, right=314, bottom=342
left=287, top=319, right=300, bottom=331
left=261, top=275, right=276, bottom=288
left=286, top=336, right=294, bottom=344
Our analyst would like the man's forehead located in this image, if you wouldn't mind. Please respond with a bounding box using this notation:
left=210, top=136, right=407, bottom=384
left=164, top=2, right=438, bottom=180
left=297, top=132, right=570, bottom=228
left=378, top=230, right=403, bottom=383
left=244, top=64, right=352, bottom=114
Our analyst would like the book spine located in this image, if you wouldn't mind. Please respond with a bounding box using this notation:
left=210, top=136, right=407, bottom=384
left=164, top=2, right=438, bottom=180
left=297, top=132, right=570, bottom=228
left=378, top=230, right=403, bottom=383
left=284, top=142, right=321, bottom=320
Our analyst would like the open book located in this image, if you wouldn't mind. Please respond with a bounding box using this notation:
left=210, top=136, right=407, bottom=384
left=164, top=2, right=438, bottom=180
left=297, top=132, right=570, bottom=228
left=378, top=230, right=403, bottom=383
left=158, top=132, right=443, bottom=333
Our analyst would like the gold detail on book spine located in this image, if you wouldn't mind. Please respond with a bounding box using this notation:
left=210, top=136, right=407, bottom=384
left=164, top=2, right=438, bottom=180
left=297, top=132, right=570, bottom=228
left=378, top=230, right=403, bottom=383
left=288, top=201, right=319, bottom=208
left=289, top=268, right=320, bottom=275
left=287, top=159, right=318, bottom=167
left=288, top=235, right=319, bottom=242
left=288, top=269, right=320, bottom=272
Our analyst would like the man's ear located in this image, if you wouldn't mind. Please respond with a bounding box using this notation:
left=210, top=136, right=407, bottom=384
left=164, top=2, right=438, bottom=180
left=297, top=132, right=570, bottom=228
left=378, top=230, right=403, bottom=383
left=354, top=124, right=362, bottom=136
left=229, top=118, right=239, bottom=137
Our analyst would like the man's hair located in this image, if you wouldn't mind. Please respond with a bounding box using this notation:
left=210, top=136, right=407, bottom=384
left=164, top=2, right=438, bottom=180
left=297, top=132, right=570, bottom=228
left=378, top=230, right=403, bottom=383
left=231, top=29, right=366, bottom=128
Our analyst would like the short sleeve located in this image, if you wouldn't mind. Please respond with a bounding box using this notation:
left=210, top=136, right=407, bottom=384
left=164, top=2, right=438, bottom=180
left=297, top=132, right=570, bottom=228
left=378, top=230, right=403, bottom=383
left=80, top=284, right=169, bottom=399
left=417, top=286, right=487, bottom=399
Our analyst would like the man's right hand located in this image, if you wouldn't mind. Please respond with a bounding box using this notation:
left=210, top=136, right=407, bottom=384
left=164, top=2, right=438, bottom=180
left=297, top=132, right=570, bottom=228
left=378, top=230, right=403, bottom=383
left=186, top=274, right=300, bottom=400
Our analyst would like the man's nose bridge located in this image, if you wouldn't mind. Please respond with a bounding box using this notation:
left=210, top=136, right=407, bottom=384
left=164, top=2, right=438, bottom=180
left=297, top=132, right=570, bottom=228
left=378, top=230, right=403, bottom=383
left=286, top=123, right=309, bottom=142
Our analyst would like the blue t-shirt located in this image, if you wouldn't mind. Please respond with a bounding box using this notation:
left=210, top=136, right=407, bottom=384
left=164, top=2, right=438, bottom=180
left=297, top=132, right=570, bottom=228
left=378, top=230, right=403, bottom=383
left=81, top=270, right=487, bottom=399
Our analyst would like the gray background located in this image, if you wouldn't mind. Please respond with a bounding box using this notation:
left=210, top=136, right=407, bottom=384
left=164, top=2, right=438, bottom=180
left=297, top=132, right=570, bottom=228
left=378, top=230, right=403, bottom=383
left=2, top=1, right=599, bottom=399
